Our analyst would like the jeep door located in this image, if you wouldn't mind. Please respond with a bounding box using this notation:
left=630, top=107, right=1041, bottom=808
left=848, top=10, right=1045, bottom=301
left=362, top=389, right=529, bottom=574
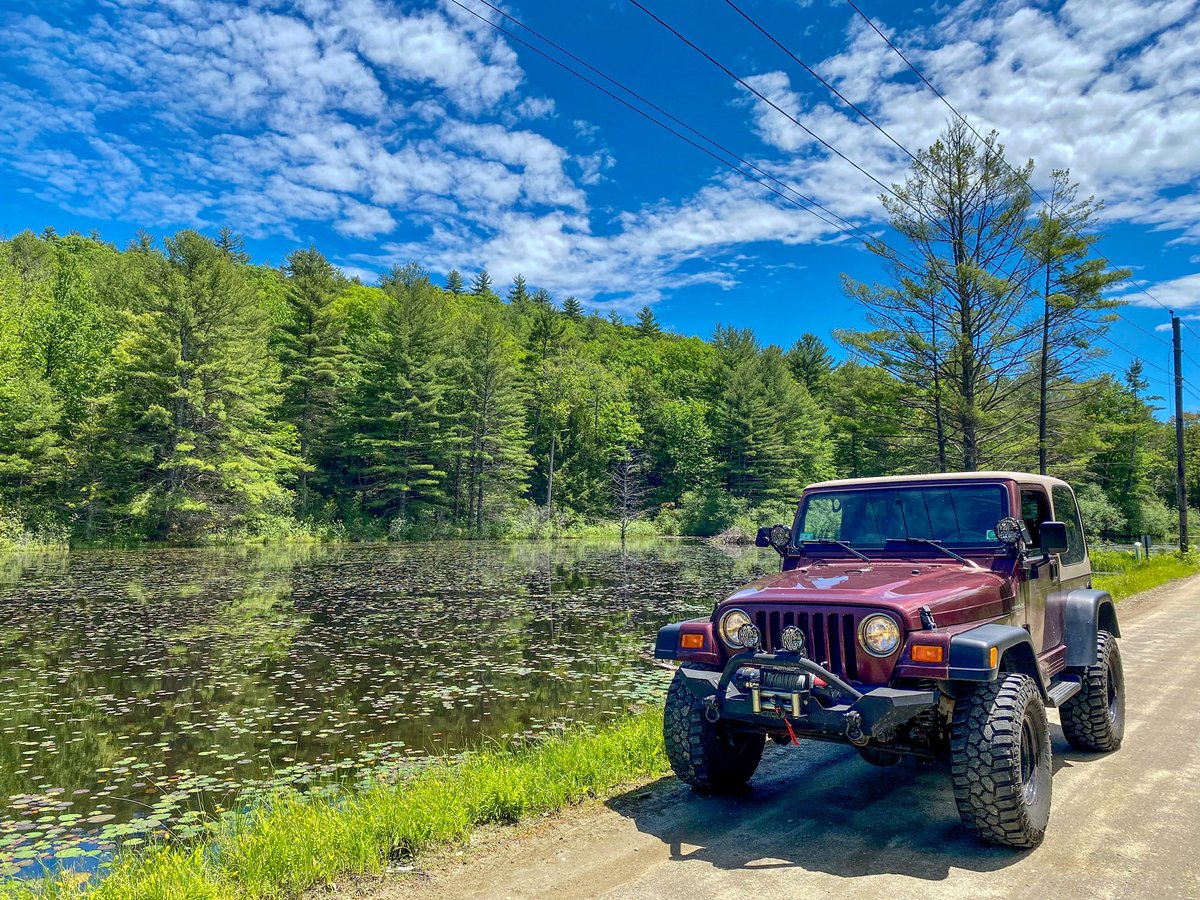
left=1046, top=485, right=1090, bottom=652
left=1018, top=484, right=1057, bottom=653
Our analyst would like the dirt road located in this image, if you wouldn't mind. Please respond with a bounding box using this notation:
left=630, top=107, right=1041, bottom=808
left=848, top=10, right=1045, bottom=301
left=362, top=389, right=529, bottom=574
left=375, top=576, right=1200, bottom=900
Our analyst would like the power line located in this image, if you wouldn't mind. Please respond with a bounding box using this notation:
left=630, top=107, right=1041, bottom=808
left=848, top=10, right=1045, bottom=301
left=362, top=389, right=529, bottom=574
left=445, top=0, right=923, bottom=265
left=626, top=0, right=943, bottom=233
left=723, top=0, right=1172, bottom=365
left=842, top=0, right=1181, bottom=321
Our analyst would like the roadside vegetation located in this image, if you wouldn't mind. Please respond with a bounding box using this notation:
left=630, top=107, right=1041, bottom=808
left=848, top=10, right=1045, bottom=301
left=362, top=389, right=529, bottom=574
left=1091, top=548, right=1200, bottom=601
left=0, top=711, right=667, bottom=900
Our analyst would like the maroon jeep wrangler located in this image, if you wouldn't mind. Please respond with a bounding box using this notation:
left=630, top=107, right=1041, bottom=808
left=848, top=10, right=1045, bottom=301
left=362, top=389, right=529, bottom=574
left=656, top=472, right=1124, bottom=848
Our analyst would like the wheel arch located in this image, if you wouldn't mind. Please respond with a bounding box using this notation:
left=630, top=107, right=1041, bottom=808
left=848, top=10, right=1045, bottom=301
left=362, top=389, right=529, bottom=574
left=948, top=623, right=1048, bottom=698
left=1064, top=589, right=1120, bottom=668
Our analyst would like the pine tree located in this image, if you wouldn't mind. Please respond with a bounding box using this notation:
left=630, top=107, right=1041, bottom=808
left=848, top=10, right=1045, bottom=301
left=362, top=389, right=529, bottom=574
left=471, top=269, right=493, bottom=296
left=840, top=120, right=1036, bottom=471
left=508, top=274, right=529, bottom=305
left=635, top=305, right=662, bottom=338
left=462, top=308, right=532, bottom=532
left=716, top=342, right=830, bottom=504
left=786, top=333, right=833, bottom=400
left=105, top=230, right=293, bottom=539
left=562, top=296, right=584, bottom=320
left=0, top=245, right=62, bottom=519
left=215, top=226, right=250, bottom=263
left=445, top=269, right=465, bottom=295
left=532, top=287, right=552, bottom=306
left=1028, top=170, right=1130, bottom=474
left=280, top=246, right=348, bottom=513
left=353, top=270, right=451, bottom=524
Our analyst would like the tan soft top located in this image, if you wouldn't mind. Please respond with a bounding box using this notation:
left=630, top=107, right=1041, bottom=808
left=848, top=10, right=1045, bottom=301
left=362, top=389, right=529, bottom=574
left=805, top=471, right=1073, bottom=492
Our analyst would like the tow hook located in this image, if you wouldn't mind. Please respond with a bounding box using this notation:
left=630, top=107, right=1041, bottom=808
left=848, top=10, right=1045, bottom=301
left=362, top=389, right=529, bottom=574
left=845, top=710, right=868, bottom=746
left=703, top=696, right=721, bottom=723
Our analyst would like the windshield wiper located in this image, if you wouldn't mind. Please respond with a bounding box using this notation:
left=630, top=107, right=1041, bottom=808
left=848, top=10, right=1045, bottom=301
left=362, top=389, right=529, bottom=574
left=799, top=539, right=871, bottom=563
left=887, top=537, right=970, bottom=565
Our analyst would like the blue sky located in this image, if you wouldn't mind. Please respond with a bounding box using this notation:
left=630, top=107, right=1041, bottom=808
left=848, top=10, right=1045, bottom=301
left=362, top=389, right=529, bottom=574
left=3, top=0, right=1200, bottom=408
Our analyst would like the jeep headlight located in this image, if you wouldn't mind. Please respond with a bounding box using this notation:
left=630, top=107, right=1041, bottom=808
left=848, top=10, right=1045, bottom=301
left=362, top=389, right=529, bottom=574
left=859, top=614, right=901, bottom=657
left=719, top=609, right=753, bottom=647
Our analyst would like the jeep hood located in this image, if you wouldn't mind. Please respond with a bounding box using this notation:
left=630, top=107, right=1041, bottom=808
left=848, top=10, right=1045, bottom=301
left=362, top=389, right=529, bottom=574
left=717, top=560, right=1013, bottom=629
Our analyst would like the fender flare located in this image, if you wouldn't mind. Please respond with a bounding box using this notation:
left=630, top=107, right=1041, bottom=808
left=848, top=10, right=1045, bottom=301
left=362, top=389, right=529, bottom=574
left=1064, top=589, right=1120, bottom=667
left=948, top=623, right=1048, bottom=698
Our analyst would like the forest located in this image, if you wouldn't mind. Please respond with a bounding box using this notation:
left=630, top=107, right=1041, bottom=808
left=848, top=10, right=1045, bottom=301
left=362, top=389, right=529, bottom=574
left=0, top=123, right=1190, bottom=548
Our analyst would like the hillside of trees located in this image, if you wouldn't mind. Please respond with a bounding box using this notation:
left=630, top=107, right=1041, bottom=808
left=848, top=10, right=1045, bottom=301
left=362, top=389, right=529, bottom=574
left=0, top=125, right=1191, bottom=548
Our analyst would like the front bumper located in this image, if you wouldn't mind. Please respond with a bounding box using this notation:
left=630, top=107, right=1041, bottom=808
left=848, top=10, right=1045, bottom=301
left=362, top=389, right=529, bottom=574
left=679, top=650, right=938, bottom=743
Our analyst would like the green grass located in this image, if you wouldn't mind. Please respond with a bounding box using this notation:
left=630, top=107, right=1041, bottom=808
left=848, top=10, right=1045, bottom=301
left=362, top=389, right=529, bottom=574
left=1091, top=548, right=1200, bottom=601
left=0, top=711, right=668, bottom=900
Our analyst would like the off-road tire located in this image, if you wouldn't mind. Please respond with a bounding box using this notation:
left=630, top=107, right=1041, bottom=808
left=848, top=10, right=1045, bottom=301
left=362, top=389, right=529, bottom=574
left=857, top=745, right=901, bottom=767
left=1060, top=631, right=1125, bottom=752
left=950, top=674, right=1052, bottom=849
left=664, top=664, right=764, bottom=793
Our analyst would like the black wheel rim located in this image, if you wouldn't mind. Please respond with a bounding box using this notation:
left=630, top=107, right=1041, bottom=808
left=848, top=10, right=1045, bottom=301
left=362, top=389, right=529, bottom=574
left=1020, top=717, right=1041, bottom=805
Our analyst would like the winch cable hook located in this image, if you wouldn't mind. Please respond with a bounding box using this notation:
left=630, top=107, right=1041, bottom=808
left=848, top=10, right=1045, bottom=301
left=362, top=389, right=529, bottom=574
left=772, top=699, right=801, bottom=746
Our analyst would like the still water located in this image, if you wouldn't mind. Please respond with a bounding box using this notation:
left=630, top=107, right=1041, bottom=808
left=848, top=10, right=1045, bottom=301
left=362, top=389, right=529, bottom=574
left=0, top=540, right=771, bottom=877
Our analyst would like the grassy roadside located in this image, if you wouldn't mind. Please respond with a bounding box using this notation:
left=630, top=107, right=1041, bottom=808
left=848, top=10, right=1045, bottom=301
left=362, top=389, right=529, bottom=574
left=1090, top=549, right=1200, bottom=601
left=4, top=552, right=1198, bottom=899
left=0, top=712, right=669, bottom=900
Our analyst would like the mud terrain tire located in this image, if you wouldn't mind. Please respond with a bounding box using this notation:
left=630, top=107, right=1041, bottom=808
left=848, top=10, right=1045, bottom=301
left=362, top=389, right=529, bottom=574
left=950, top=674, right=1052, bottom=848
left=664, top=664, right=764, bottom=793
left=1060, top=631, right=1125, bottom=752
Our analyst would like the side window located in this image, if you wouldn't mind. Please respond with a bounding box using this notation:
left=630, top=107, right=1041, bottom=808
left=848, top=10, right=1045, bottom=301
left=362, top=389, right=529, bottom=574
left=1052, top=486, right=1087, bottom=566
left=1020, top=488, right=1051, bottom=549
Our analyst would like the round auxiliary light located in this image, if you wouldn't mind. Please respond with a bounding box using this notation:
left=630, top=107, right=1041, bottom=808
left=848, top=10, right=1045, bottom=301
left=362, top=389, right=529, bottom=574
left=737, top=622, right=763, bottom=651
left=995, top=516, right=1024, bottom=546
left=780, top=625, right=806, bottom=654
left=859, top=614, right=901, bottom=657
left=720, top=608, right=753, bottom=647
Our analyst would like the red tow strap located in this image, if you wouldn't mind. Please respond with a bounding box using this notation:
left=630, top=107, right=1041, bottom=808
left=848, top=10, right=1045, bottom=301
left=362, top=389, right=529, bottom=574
left=772, top=699, right=801, bottom=745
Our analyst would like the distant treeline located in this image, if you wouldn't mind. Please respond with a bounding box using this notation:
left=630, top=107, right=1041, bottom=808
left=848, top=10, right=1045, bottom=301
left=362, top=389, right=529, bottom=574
left=0, top=224, right=1183, bottom=548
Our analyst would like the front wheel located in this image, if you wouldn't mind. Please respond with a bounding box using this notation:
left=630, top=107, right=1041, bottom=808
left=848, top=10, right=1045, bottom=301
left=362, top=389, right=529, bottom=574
left=663, top=665, right=764, bottom=793
left=1060, top=631, right=1124, bottom=752
left=950, top=674, right=1052, bottom=848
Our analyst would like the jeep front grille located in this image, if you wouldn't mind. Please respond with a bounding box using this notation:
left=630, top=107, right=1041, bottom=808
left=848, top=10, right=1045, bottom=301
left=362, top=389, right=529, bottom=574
left=754, top=610, right=860, bottom=682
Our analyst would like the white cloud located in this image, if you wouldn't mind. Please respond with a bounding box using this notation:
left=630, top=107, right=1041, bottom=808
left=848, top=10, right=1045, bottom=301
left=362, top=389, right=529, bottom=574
left=1116, top=273, right=1200, bottom=310
left=5, top=0, right=1200, bottom=313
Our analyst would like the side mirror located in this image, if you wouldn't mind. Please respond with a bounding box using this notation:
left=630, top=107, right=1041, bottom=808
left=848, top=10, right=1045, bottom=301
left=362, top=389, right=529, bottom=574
left=756, top=524, right=791, bottom=555
left=1040, top=521, right=1068, bottom=554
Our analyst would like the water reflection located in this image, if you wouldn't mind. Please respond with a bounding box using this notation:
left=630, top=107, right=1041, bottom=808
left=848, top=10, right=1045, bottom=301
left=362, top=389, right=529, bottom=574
left=0, top=539, right=770, bottom=877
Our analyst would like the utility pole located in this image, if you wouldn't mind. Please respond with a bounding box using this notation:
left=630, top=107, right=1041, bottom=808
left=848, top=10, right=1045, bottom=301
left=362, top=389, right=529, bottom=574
left=1173, top=313, right=1189, bottom=553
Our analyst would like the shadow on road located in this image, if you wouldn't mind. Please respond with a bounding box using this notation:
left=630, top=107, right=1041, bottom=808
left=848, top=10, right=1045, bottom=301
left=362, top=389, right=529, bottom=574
left=609, top=726, right=1099, bottom=882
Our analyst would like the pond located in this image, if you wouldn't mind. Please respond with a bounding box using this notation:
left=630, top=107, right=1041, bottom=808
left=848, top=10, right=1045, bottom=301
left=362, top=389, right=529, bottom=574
left=0, top=539, right=772, bottom=878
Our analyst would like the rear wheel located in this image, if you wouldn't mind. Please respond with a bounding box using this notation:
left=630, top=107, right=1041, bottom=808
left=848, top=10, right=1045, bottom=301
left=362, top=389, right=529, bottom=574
left=950, top=674, right=1052, bottom=848
left=1060, top=631, right=1124, bottom=752
left=663, top=664, right=764, bottom=793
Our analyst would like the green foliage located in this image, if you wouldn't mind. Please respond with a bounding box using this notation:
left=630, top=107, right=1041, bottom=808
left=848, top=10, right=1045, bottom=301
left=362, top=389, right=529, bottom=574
left=1075, top=483, right=1128, bottom=541
left=0, top=216, right=1185, bottom=547
left=1092, top=551, right=1200, bottom=601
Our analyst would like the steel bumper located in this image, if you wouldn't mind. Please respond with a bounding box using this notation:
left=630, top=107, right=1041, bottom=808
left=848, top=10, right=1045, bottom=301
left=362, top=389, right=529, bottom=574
left=678, top=650, right=938, bottom=742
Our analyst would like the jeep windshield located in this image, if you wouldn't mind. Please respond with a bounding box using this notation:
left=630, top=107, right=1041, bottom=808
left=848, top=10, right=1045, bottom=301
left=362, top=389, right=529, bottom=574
left=794, top=484, right=1008, bottom=555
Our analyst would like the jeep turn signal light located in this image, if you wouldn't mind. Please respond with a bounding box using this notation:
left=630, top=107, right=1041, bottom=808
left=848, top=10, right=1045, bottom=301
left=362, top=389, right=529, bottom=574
left=911, top=644, right=944, bottom=663
left=989, top=646, right=999, bottom=668
left=680, top=633, right=705, bottom=650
